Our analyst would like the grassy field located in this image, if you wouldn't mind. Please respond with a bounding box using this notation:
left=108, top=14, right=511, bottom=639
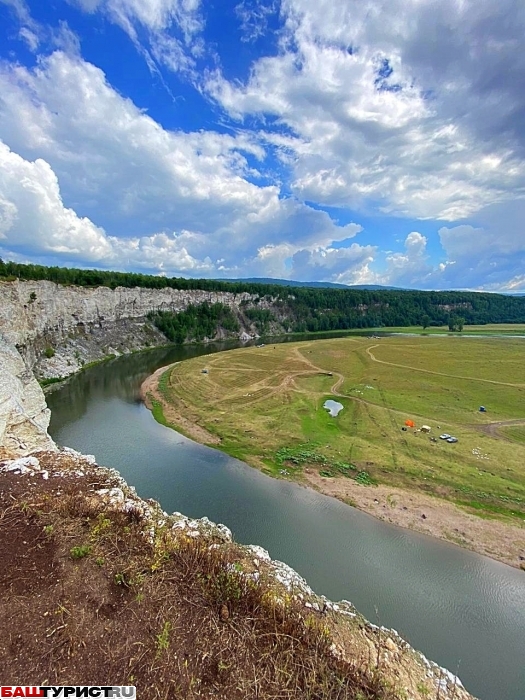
left=154, top=335, right=525, bottom=522
left=500, top=425, right=525, bottom=444
left=284, top=323, right=525, bottom=338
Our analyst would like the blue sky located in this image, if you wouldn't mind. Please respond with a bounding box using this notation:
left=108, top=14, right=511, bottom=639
left=0, top=0, right=524, bottom=290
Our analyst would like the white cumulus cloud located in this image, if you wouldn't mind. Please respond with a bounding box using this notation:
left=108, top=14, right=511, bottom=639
left=0, top=52, right=370, bottom=279
left=0, top=141, right=112, bottom=261
left=205, top=0, right=525, bottom=221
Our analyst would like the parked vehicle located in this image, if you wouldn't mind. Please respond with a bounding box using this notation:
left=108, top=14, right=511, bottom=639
left=439, top=433, right=451, bottom=440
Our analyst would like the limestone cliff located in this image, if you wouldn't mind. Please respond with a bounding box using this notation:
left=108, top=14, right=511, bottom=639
left=0, top=280, right=266, bottom=378
left=0, top=333, right=56, bottom=454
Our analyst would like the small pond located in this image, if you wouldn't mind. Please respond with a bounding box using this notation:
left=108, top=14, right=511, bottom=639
left=323, top=399, right=344, bottom=416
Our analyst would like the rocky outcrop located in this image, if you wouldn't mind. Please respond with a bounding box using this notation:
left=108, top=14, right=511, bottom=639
left=0, top=280, right=253, bottom=348
left=0, top=280, right=264, bottom=378
left=0, top=333, right=56, bottom=454
left=0, top=448, right=475, bottom=699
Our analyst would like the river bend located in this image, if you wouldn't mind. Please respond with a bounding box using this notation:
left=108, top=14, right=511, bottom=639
left=47, top=341, right=525, bottom=700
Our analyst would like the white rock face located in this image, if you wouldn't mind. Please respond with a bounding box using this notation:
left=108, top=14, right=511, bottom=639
left=0, top=333, right=56, bottom=454
left=0, top=280, right=254, bottom=348
left=0, top=280, right=263, bottom=374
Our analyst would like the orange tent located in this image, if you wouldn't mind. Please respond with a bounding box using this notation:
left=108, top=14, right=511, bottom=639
left=405, top=419, right=415, bottom=428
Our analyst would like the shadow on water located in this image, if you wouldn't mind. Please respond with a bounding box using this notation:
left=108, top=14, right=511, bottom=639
left=47, top=339, right=525, bottom=700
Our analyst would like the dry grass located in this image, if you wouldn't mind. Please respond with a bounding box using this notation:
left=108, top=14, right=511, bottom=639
left=0, top=456, right=419, bottom=700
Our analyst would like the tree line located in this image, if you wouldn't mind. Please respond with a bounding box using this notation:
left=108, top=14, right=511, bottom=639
left=2, top=259, right=525, bottom=332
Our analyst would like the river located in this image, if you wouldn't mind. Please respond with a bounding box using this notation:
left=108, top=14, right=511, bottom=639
left=47, top=340, right=525, bottom=700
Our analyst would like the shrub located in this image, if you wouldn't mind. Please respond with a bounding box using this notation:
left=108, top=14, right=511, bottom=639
left=44, top=346, right=55, bottom=359
left=70, top=545, right=91, bottom=559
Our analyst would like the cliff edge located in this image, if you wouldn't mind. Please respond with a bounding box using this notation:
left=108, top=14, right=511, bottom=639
left=0, top=333, right=56, bottom=454
left=0, top=280, right=264, bottom=379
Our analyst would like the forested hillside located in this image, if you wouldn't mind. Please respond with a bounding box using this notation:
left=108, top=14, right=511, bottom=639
left=2, top=259, right=525, bottom=333
left=150, top=304, right=240, bottom=343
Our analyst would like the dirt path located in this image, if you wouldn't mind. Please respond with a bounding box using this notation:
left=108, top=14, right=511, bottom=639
left=330, top=372, right=345, bottom=394
left=292, top=347, right=345, bottom=395
left=366, top=344, right=525, bottom=388
left=475, top=418, right=525, bottom=440
left=294, top=349, right=406, bottom=424
left=204, top=346, right=330, bottom=407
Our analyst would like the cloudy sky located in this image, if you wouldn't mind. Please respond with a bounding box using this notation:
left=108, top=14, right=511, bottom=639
left=0, top=0, right=524, bottom=290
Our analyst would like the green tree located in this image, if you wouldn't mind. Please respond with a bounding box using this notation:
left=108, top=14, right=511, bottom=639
left=448, top=316, right=465, bottom=332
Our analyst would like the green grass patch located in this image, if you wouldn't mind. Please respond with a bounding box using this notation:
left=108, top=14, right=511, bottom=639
left=70, top=544, right=91, bottom=559
left=157, top=368, right=171, bottom=394
left=39, top=376, right=66, bottom=387
left=148, top=336, right=525, bottom=523
left=150, top=398, right=170, bottom=428
left=500, top=425, right=525, bottom=444
left=275, top=443, right=357, bottom=478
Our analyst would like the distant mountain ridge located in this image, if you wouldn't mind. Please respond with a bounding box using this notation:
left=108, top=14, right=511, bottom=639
left=217, top=277, right=401, bottom=291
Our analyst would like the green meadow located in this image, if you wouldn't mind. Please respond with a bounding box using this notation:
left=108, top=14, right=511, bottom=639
left=156, top=335, right=525, bottom=522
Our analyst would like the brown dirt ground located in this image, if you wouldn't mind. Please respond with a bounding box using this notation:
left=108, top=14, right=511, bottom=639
left=0, top=450, right=475, bottom=700
left=473, top=418, right=525, bottom=441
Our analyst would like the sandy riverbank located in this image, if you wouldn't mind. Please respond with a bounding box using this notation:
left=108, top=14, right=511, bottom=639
left=303, top=471, right=524, bottom=568
left=141, top=367, right=525, bottom=570
left=141, top=364, right=221, bottom=445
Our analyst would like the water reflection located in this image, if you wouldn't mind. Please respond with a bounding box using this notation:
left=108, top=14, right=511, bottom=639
left=48, top=342, right=241, bottom=427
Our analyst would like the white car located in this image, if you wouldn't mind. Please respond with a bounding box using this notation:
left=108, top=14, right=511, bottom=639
left=439, top=433, right=451, bottom=440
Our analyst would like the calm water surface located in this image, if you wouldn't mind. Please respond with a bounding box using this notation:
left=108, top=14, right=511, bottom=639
left=47, top=342, right=525, bottom=700
left=323, top=399, right=344, bottom=416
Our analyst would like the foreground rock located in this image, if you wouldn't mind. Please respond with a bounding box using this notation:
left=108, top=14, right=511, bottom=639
left=0, top=448, right=475, bottom=700
left=0, top=334, right=56, bottom=454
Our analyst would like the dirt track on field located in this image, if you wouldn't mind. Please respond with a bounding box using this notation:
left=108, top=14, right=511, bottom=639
left=366, top=344, right=525, bottom=388
left=474, top=419, right=525, bottom=441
